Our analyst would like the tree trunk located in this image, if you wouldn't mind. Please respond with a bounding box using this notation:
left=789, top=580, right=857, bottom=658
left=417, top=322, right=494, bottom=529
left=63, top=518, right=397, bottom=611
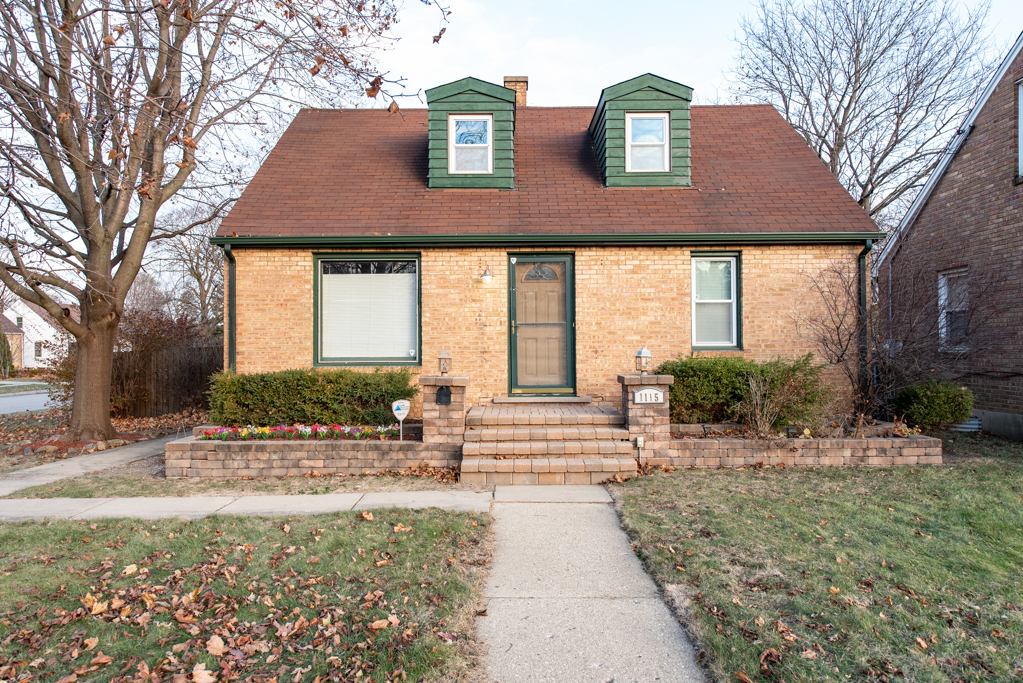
left=61, top=320, right=119, bottom=441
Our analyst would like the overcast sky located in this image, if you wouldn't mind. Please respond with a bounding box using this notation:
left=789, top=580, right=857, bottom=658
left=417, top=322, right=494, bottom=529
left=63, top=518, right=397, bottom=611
left=375, top=0, right=1023, bottom=107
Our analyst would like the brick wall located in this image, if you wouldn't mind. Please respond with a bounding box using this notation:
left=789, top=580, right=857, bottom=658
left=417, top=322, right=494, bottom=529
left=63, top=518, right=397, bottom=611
left=230, top=244, right=861, bottom=409
left=881, top=48, right=1022, bottom=417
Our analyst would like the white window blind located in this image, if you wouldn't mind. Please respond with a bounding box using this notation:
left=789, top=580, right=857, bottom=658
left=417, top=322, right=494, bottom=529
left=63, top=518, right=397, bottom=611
left=692, top=257, right=737, bottom=347
left=320, top=260, right=418, bottom=362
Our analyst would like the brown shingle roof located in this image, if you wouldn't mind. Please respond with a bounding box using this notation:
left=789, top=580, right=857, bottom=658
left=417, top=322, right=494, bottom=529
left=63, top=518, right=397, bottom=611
left=219, top=105, right=878, bottom=238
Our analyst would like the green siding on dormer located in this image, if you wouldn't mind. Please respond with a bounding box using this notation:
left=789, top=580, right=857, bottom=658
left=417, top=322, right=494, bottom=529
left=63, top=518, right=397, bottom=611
left=426, top=77, right=516, bottom=189
left=589, top=74, right=693, bottom=188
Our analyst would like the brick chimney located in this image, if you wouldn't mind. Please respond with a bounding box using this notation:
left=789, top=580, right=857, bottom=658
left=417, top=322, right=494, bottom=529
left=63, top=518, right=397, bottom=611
left=504, top=76, right=528, bottom=106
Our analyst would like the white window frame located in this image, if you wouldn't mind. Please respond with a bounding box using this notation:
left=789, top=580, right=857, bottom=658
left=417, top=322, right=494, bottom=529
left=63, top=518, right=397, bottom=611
left=448, top=114, right=494, bottom=175
left=691, top=256, right=738, bottom=348
left=1017, top=80, right=1022, bottom=178
left=938, top=268, right=969, bottom=352
left=625, top=112, right=670, bottom=173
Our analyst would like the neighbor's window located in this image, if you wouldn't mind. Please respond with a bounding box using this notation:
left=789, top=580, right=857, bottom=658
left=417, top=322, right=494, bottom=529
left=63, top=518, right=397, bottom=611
left=34, top=341, right=42, bottom=358
left=939, top=268, right=969, bottom=350
left=1017, top=80, right=1022, bottom=177
left=318, top=259, right=419, bottom=364
left=15, top=316, right=22, bottom=328
left=448, top=114, right=493, bottom=174
left=626, top=112, right=670, bottom=172
left=692, top=256, right=737, bottom=348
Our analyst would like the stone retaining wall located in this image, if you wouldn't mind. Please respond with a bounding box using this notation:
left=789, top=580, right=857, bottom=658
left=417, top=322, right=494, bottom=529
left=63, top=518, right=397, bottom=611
left=657, top=435, right=942, bottom=468
left=165, top=437, right=460, bottom=479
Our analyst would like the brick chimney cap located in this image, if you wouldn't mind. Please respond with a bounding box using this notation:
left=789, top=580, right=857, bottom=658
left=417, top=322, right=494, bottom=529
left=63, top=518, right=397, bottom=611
left=504, top=76, right=528, bottom=83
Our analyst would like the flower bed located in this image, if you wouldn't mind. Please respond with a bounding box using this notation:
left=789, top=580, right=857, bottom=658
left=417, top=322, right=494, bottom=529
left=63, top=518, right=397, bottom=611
left=197, top=424, right=400, bottom=441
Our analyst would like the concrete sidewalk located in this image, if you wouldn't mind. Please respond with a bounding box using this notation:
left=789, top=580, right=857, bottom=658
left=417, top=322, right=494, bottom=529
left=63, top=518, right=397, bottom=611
left=0, top=489, right=493, bottom=520
left=0, top=435, right=178, bottom=496
left=478, top=486, right=705, bottom=683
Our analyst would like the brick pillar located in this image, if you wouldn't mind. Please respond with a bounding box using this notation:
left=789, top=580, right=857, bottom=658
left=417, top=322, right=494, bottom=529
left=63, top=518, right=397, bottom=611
left=420, top=376, right=469, bottom=445
left=617, top=374, right=674, bottom=465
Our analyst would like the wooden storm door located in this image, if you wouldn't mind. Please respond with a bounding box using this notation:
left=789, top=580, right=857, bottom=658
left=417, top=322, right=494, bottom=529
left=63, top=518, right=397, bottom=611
left=509, top=255, right=575, bottom=394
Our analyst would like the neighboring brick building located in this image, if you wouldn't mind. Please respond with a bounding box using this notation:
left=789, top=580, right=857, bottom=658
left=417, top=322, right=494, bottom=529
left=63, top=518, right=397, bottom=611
left=873, top=32, right=1023, bottom=440
left=216, top=74, right=880, bottom=411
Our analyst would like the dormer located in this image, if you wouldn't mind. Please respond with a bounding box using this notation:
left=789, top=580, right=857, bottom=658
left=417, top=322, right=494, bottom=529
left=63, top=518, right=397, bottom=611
left=425, top=77, right=517, bottom=189
left=588, top=74, right=693, bottom=188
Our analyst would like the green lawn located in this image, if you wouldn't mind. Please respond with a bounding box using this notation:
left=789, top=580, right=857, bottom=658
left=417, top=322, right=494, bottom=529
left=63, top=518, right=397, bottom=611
left=612, top=432, right=1023, bottom=683
left=0, top=509, right=491, bottom=682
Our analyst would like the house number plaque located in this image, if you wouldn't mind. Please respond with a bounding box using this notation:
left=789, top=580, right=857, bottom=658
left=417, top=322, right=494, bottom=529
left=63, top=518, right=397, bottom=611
left=436, top=386, right=452, bottom=405
left=633, top=387, right=665, bottom=404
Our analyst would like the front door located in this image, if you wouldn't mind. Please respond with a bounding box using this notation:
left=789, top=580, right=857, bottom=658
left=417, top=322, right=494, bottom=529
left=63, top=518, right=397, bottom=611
left=509, top=254, right=575, bottom=394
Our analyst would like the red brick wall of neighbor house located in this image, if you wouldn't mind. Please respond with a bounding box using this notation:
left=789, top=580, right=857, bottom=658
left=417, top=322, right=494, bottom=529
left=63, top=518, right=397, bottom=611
left=227, top=244, right=860, bottom=414
left=885, top=48, right=1023, bottom=416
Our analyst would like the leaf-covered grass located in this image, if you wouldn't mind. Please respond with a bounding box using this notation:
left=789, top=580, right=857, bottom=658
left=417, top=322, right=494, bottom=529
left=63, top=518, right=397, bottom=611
left=612, top=432, right=1023, bottom=683
left=0, top=509, right=491, bottom=682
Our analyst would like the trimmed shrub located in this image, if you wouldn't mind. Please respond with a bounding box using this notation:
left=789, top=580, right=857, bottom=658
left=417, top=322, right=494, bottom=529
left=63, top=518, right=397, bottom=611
left=209, top=368, right=419, bottom=427
left=891, top=381, right=974, bottom=429
left=658, top=354, right=832, bottom=433
left=657, top=357, right=753, bottom=423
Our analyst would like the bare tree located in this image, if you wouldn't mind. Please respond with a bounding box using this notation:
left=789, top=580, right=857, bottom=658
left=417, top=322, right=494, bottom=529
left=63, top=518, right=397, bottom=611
left=799, top=258, right=995, bottom=419
left=124, top=271, right=174, bottom=313
left=157, top=206, right=224, bottom=337
left=734, top=0, right=992, bottom=228
left=0, top=0, right=446, bottom=440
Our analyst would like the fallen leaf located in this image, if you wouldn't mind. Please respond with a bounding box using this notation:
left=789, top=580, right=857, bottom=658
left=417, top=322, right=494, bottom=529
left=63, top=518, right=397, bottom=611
left=207, top=634, right=227, bottom=657
left=82, top=637, right=98, bottom=651
left=437, top=632, right=457, bottom=642
left=369, top=619, right=390, bottom=630
left=192, top=663, right=217, bottom=683
left=360, top=511, right=373, bottom=521
left=123, top=564, right=137, bottom=576
left=829, top=586, right=840, bottom=595
left=734, top=671, right=753, bottom=683
left=915, top=637, right=927, bottom=650
left=90, top=653, right=113, bottom=666
left=800, top=650, right=817, bottom=660
left=56, top=675, right=77, bottom=683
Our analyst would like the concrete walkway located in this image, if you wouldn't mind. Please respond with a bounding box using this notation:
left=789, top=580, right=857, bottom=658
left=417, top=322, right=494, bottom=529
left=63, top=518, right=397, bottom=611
left=478, top=486, right=705, bottom=682
left=0, top=435, right=177, bottom=496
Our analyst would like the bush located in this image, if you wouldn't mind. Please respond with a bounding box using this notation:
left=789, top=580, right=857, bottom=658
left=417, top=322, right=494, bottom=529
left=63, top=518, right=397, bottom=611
left=658, top=354, right=832, bottom=434
left=657, top=357, right=753, bottom=423
left=891, top=381, right=974, bottom=429
left=734, top=355, right=833, bottom=436
left=209, top=368, right=420, bottom=427
left=0, top=333, right=14, bottom=378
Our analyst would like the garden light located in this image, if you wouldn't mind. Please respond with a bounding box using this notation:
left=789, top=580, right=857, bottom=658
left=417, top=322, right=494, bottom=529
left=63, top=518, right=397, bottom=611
left=438, top=349, right=452, bottom=376
left=635, top=347, right=652, bottom=375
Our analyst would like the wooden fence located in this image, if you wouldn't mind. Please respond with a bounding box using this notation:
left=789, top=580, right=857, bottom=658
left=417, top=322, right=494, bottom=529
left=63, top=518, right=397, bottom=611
left=116, top=344, right=223, bottom=418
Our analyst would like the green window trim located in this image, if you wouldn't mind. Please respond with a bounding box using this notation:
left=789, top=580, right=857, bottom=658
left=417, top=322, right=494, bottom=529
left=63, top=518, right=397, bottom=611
left=691, top=250, right=743, bottom=352
left=312, top=252, right=423, bottom=367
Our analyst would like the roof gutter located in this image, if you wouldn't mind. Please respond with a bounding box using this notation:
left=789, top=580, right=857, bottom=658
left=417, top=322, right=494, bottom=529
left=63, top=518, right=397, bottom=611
left=222, top=243, right=236, bottom=372
left=209, top=231, right=883, bottom=249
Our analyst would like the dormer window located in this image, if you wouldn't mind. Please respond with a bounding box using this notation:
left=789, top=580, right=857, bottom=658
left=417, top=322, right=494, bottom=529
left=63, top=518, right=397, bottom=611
left=449, top=114, right=493, bottom=174
left=626, top=112, right=670, bottom=172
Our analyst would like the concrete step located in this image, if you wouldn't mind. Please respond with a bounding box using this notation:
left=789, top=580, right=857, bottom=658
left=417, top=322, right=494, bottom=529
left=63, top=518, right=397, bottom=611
left=462, top=440, right=635, bottom=457
left=466, top=405, right=625, bottom=427
left=464, top=427, right=631, bottom=443
left=460, top=457, right=638, bottom=486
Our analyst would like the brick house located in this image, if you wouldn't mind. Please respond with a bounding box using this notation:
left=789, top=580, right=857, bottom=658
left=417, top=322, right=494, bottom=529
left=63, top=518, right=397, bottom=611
left=873, top=33, right=1023, bottom=440
left=214, top=73, right=879, bottom=412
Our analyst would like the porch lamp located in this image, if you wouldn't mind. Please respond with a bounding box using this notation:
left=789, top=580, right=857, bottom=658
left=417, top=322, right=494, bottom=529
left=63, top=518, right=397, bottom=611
left=480, top=266, right=493, bottom=285
left=635, top=347, right=652, bottom=375
left=438, top=350, right=452, bottom=376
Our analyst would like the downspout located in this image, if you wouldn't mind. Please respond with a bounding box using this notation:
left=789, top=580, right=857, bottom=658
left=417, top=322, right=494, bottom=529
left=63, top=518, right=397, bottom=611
left=858, top=239, right=873, bottom=409
left=223, top=243, right=236, bottom=372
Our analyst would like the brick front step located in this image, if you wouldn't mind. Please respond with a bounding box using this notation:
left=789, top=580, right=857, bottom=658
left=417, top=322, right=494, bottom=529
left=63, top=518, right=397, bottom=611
left=463, top=427, right=631, bottom=443
left=462, top=440, right=635, bottom=457
left=466, top=405, right=625, bottom=427
left=459, top=457, right=637, bottom=486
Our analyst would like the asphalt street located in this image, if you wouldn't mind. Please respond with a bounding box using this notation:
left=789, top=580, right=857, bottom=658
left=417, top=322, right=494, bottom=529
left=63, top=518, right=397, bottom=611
left=0, top=391, right=51, bottom=414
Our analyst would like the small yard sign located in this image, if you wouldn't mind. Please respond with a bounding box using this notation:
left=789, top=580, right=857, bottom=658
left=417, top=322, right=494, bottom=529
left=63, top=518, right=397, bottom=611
left=633, top=387, right=665, bottom=404
left=392, top=399, right=411, bottom=441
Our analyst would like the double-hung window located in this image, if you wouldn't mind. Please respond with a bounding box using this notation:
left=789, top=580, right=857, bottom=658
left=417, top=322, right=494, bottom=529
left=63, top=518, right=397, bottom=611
left=34, top=341, right=42, bottom=358
left=1017, top=79, right=1022, bottom=179
left=317, top=257, right=419, bottom=364
left=448, top=114, right=493, bottom=174
left=938, top=268, right=969, bottom=350
left=626, top=112, right=670, bottom=172
left=692, top=256, right=738, bottom=348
